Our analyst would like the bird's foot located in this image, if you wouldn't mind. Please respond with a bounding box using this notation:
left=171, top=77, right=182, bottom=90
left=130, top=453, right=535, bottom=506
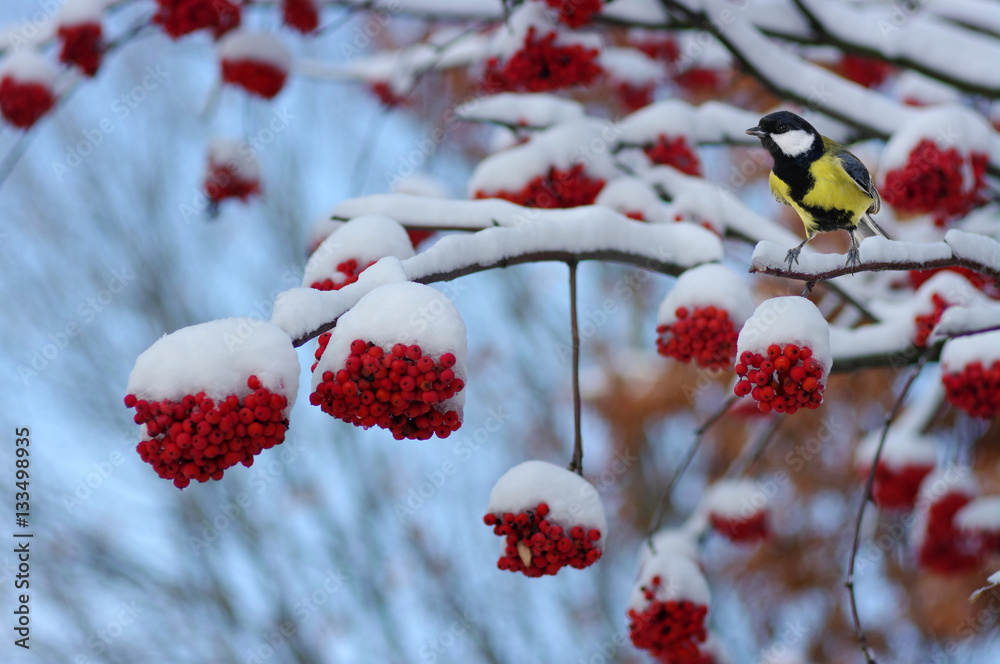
left=845, top=246, right=860, bottom=273
left=785, top=246, right=802, bottom=269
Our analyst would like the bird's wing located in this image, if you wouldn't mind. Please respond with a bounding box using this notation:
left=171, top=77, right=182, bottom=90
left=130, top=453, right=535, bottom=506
left=830, top=143, right=881, bottom=214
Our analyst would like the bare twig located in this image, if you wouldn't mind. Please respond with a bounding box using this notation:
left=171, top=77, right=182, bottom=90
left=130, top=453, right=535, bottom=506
left=646, top=394, right=738, bottom=537
left=845, top=350, right=931, bottom=664
left=567, top=261, right=584, bottom=475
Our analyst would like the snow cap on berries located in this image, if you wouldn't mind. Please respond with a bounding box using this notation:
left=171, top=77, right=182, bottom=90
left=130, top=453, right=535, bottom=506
left=658, top=264, right=754, bottom=328
left=955, top=496, right=1000, bottom=555
left=57, top=0, right=104, bottom=76
left=303, top=215, right=415, bottom=290
left=218, top=30, right=291, bottom=99
left=205, top=137, right=261, bottom=204
left=695, top=478, right=770, bottom=543
left=0, top=49, right=57, bottom=129
left=312, top=281, right=468, bottom=411
left=737, top=297, right=832, bottom=377
left=637, top=528, right=700, bottom=570
left=628, top=550, right=710, bottom=659
left=910, top=467, right=980, bottom=574
left=487, top=460, right=607, bottom=548
left=127, top=318, right=300, bottom=406
left=854, top=428, right=937, bottom=511
left=468, top=119, right=617, bottom=205
left=594, top=176, right=669, bottom=222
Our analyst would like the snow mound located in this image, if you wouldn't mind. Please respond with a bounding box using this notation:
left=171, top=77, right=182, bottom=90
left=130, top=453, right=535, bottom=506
left=630, top=550, right=709, bottom=611
left=208, top=138, right=260, bottom=180
left=0, top=49, right=56, bottom=86
left=303, top=215, right=415, bottom=288
left=455, top=92, right=585, bottom=127
left=658, top=264, right=755, bottom=327
left=217, top=31, right=292, bottom=71
left=127, top=318, right=300, bottom=407
left=941, top=329, right=1000, bottom=373
left=487, top=460, right=607, bottom=547
left=737, top=297, right=832, bottom=378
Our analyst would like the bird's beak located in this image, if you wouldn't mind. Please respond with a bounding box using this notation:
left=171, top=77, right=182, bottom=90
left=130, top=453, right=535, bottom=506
left=745, top=126, right=766, bottom=138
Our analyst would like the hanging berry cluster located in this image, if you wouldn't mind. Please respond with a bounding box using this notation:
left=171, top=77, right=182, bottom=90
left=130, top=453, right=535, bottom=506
left=544, top=0, right=603, bottom=28
left=838, top=54, right=892, bottom=88
left=708, top=510, right=768, bottom=543
left=483, top=502, right=602, bottom=576
left=882, top=139, right=988, bottom=225
left=0, top=76, right=54, bottom=129
left=154, top=0, right=241, bottom=39
left=485, top=27, right=602, bottom=93
left=475, top=164, right=604, bottom=208
left=58, top=21, right=103, bottom=77
left=628, top=575, right=709, bottom=663
left=870, top=462, right=935, bottom=511
left=644, top=134, right=702, bottom=176
left=282, top=0, right=319, bottom=33
left=916, top=490, right=980, bottom=574
left=126, top=376, right=290, bottom=489
left=734, top=344, right=825, bottom=414
left=656, top=305, right=739, bottom=369
left=310, top=341, right=464, bottom=440
left=942, top=360, right=1000, bottom=419
left=310, top=258, right=375, bottom=291
left=913, top=293, right=951, bottom=348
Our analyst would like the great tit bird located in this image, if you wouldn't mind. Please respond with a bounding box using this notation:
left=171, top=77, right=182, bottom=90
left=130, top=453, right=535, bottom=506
left=746, top=111, right=889, bottom=270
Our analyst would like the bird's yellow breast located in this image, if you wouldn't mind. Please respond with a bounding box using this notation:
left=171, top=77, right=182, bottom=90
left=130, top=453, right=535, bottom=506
left=769, top=156, right=875, bottom=236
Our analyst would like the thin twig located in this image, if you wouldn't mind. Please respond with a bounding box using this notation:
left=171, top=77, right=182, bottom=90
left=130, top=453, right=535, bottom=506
left=567, top=261, right=584, bottom=475
left=646, top=394, right=738, bottom=538
left=845, top=350, right=931, bottom=664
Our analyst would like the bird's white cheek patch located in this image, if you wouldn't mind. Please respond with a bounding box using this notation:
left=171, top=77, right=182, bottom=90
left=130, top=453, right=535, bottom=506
left=771, top=129, right=815, bottom=157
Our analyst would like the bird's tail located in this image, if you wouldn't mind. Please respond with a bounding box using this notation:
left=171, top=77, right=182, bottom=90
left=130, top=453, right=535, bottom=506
left=856, top=212, right=890, bottom=241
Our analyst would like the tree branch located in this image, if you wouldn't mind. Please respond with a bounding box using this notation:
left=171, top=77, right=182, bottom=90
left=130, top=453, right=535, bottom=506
left=845, top=350, right=931, bottom=664
left=567, top=261, right=584, bottom=475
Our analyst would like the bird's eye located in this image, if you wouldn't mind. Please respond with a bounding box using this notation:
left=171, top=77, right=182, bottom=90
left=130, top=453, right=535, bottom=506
left=776, top=123, right=788, bottom=132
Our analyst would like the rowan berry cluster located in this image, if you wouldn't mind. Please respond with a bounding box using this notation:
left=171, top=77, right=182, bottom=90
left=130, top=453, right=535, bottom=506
left=708, top=511, right=768, bottom=543
left=154, top=0, right=241, bottom=39
left=628, top=575, right=709, bottom=664
left=282, top=0, right=319, bottom=34
left=917, top=491, right=980, bottom=574
left=615, top=81, right=654, bottom=113
left=634, top=35, right=680, bottom=63
left=221, top=59, right=287, bottom=99
left=125, top=376, right=290, bottom=489
left=310, top=340, right=464, bottom=440
left=484, top=27, right=602, bottom=93
left=869, top=462, right=934, bottom=511
left=483, top=502, right=602, bottom=577
left=882, top=139, right=988, bottom=224
left=0, top=77, right=54, bottom=129
left=734, top=343, right=824, bottom=414
left=913, top=293, right=950, bottom=348
left=205, top=164, right=260, bottom=205
left=58, top=22, right=103, bottom=77
left=942, top=359, right=1000, bottom=419
left=644, top=134, right=702, bottom=176
left=656, top=305, right=738, bottom=369
left=838, top=54, right=892, bottom=88
left=310, top=259, right=374, bottom=291
left=544, top=0, right=603, bottom=28
left=475, top=164, right=604, bottom=208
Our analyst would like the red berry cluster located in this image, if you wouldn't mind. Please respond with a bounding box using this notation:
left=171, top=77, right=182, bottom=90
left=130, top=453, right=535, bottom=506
left=673, top=68, right=721, bottom=92
left=917, top=492, right=980, bottom=574
left=644, top=134, right=702, bottom=176
left=882, top=139, right=988, bottom=224
left=909, top=267, right=1000, bottom=299
left=544, top=0, right=603, bottom=28
left=125, top=376, right=289, bottom=489
left=734, top=344, right=824, bottom=414
left=310, top=340, right=464, bottom=440
left=483, top=502, right=602, bottom=577
left=369, top=81, right=408, bottom=107
left=615, top=81, right=654, bottom=113
left=484, top=27, right=602, bottom=93
left=628, top=575, right=708, bottom=664
left=914, top=293, right=950, bottom=348
left=310, top=258, right=375, bottom=291
left=708, top=511, right=768, bottom=543
left=838, top=54, right=892, bottom=88
left=58, top=22, right=102, bottom=77
left=406, top=229, right=434, bottom=248
left=475, top=164, right=605, bottom=208
left=656, top=305, right=738, bottom=370
left=869, top=462, right=934, bottom=511
left=635, top=36, right=680, bottom=64
left=221, top=59, right=287, bottom=99
left=205, top=165, right=260, bottom=204
left=942, top=360, right=1000, bottom=419
left=0, top=77, right=55, bottom=129
left=283, top=0, right=319, bottom=34
left=310, top=332, right=331, bottom=372
left=154, top=0, right=241, bottom=39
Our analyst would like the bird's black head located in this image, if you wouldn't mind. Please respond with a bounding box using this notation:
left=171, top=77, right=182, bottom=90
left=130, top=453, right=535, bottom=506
left=746, top=111, right=822, bottom=161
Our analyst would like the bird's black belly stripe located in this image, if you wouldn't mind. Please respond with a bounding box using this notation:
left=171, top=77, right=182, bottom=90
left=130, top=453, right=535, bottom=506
left=772, top=159, right=815, bottom=203
left=799, top=203, right=854, bottom=232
